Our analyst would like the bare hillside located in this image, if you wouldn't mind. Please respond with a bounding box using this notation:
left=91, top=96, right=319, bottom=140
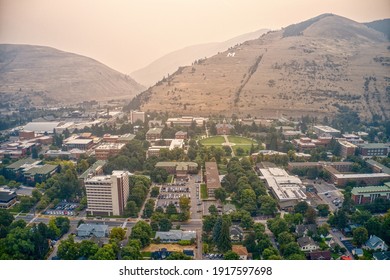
left=131, top=29, right=268, bottom=87
left=0, top=44, right=145, bottom=105
left=134, top=14, right=389, bottom=120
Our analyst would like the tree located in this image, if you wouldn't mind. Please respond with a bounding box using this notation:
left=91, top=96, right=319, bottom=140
left=240, top=189, right=257, bottom=214
left=240, top=212, right=254, bottom=229
left=150, top=168, right=169, bottom=183
left=109, top=227, right=126, bottom=243
left=317, top=204, right=330, bottom=217
left=305, top=207, right=317, bottom=224
left=262, top=248, right=280, bottom=260
left=208, top=205, right=218, bottom=216
left=216, top=216, right=232, bottom=253
left=150, top=187, right=160, bottom=197
left=214, top=188, right=227, bottom=203
left=277, top=232, right=295, bottom=246
left=0, top=209, right=14, bottom=227
left=159, top=218, right=172, bottom=232
left=166, top=252, right=191, bottom=260
left=294, top=201, right=309, bottom=214
left=79, top=240, right=99, bottom=259
left=223, top=251, right=240, bottom=260
left=267, top=218, right=288, bottom=236
left=166, top=203, right=178, bottom=216
left=121, top=239, right=142, bottom=260
left=92, top=244, right=116, bottom=260
left=130, top=221, right=153, bottom=248
left=57, top=235, right=80, bottom=260
left=353, top=227, right=368, bottom=246
left=143, top=199, right=155, bottom=218
left=281, top=242, right=302, bottom=258
left=125, top=201, right=139, bottom=218
left=258, top=195, right=277, bottom=216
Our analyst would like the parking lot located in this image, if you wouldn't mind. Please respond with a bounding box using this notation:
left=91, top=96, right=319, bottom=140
left=304, top=179, right=344, bottom=212
left=45, top=202, right=78, bottom=216
left=156, top=182, right=191, bottom=209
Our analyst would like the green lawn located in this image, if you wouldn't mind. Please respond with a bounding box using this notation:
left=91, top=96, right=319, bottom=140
left=227, top=135, right=256, bottom=145
left=200, top=183, right=208, bottom=199
left=232, top=145, right=252, bottom=156
left=199, top=136, right=226, bottom=146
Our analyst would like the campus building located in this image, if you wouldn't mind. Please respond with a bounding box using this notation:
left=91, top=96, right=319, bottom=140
left=129, top=111, right=145, bottom=124
left=258, top=167, right=307, bottom=209
left=85, top=170, right=129, bottom=216
left=205, top=162, right=221, bottom=198
left=358, top=143, right=389, bottom=159
left=351, top=183, right=390, bottom=205
left=155, top=162, right=198, bottom=178
left=95, top=143, right=126, bottom=160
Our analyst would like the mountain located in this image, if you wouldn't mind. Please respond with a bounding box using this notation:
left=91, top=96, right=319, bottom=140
left=130, top=29, right=268, bottom=87
left=133, top=14, right=390, bottom=120
left=364, top=19, right=390, bottom=40
left=0, top=44, right=145, bottom=106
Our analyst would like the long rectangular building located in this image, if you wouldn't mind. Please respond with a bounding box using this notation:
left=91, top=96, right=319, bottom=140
left=205, top=162, right=221, bottom=197
left=351, top=183, right=390, bottom=204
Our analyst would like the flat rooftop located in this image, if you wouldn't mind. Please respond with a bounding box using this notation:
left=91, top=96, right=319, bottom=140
left=314, top=125, right=340, bottom=133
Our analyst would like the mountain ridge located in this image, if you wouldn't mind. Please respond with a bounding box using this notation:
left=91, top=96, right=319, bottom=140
left=133, top=14, right=390, bottom=121
left=130, top=28, right=269, bottom=87
left=0, top=44, right=145, bottom=106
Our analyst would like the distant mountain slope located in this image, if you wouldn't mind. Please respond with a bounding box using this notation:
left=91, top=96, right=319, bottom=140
left=0, top=44, right=145, bottom=105
left=130, top=29, right=268, bottom=87
left=133, top=14, right=390, bottom=120
left=364, top=19, right=390, bottom=40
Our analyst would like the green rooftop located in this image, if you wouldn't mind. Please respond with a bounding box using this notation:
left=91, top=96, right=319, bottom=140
left=155, top=162, right=198, bottom=168
left=79, top=160, right=107, bottom=179
left=6, top=158, right=41, bottom=170
left=351, top=184, right=390, bottom=196
left=359, top=143, right=389, bottom=149
left=24, top=164, right=58, bottom=176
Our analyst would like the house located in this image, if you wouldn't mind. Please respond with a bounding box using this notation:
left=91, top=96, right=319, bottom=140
left=223, top=203, right=237, bottom=214
left=232, top=245, right=249, bottom=260
left=295, top=224, right=317, bottom=237
left=154, top=230, right=196, bottom=243
left=373, top=251, right=390, bottom=260
left=151, top=248, right=172, bottom=260
left=183, top=249, right=194, bottom=258
left=364, top=235, right=389, bottom=251
left=308, top=251, right=331, bottom=260
left=297, top=236, right=320, bottom=252
left=352, top=248, right=364, bottom=257
left=77, top=224, right=109, bottom=238
left=229, top=225, right=244, bottom=242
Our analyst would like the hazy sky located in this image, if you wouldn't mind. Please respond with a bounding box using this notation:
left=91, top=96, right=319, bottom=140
left=1, top=0, right=389, bottom=74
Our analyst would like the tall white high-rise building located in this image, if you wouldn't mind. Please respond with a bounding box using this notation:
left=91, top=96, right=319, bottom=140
left=85, top=170, right=129, bottom=216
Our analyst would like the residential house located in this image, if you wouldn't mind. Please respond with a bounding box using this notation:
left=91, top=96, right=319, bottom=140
left=229, top=225, right=244, bottom=242
left=373, top=251, right=390, bottom=260
left=154, top=230, right=196, bottom=243
left=295, top=224, right=317, bottom=237
left=297, top=236, right=320, bottom=252
left=352, top=248, right=364, bottom=257
left=151, top=248, right=172, bottom=260
left=77, top=224, right=109, bottom=238
left=232, top=245, right=249, bottom=260
left=308, top=251, right=331, bottom=260
left=364, top=235, right=389, bottom=251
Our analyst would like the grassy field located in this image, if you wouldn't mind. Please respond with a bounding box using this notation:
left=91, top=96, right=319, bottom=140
left=232, top=145, right=252, bottom=155
left=227, top=135, right=256, bottom=145
left=199, top=136, right=225, bottom=145
left=200, top=183, right=208, bottom=199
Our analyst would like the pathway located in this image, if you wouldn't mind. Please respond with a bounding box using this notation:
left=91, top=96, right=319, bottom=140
left=223, top=135, right=235, bottom=157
